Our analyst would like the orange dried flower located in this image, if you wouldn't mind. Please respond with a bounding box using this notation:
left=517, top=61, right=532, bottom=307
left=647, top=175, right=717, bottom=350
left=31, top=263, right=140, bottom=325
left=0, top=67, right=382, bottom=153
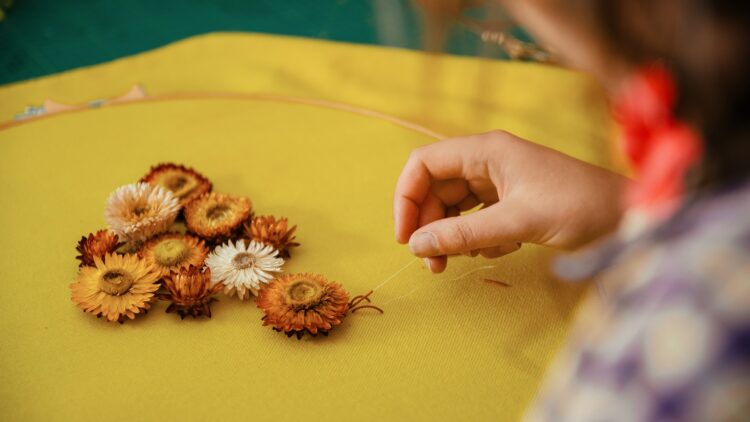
left=70, top=253, right=160, bottom=323
left=184, top=192, right=253, bottom=241
left=139, top=233, right=209, bottom=278
left=244, top=216, right=300, bottom=258
left=141, top=163, right=212, bottom=205
left=159, top=267, right=223, bottom=319
left=256, top=273, right=350, bottom=339
left=75, top=230, right=122, bottom=268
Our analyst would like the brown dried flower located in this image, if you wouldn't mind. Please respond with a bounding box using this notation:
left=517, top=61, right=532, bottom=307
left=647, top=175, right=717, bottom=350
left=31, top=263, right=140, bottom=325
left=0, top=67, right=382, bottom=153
left=75, top=230, right=122, bottom=268
left=184, top=192, right=253, bottom=241
left=244, top=216, right=300, bottom=258
left=139, top=233, right=209, bottom=278
left=256, top=273, right=350, bottom=339
left=141, top=163, right=212, bottom=205
left=159, top=267, right=223, bottom=319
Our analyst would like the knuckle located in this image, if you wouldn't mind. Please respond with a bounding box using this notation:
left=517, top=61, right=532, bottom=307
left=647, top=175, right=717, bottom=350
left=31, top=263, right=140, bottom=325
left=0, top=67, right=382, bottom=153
left=446, top=220, right=475, bottom=252
left=473, top=130, right=516, bottom=153
left=486, top=130, right=522, bottom=148
left=488, top=129, right=510, bottom=139
left=475, top=130, right=510, bottom=143
left=408, top=146, right=426, bottom=161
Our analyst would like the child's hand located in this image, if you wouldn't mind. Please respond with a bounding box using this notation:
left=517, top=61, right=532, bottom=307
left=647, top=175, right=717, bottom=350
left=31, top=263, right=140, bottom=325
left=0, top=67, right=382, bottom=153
left=394, top=131, right=627, bottom=273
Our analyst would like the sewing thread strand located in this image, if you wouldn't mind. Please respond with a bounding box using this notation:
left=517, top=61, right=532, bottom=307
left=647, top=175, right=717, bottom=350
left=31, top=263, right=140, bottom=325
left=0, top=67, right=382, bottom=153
left=377, top=264, right=498, bottom=307
left=370, top=257, right=420, bottom=292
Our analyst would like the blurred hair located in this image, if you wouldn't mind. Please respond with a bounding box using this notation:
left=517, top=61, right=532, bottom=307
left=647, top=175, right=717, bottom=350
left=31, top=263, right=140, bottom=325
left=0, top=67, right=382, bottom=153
left=591, top=0, right=750, bottom=188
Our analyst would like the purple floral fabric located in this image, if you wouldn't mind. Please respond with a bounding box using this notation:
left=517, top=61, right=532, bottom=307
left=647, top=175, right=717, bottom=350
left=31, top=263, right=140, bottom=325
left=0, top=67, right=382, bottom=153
left=526, top=180, right=750, bottom=422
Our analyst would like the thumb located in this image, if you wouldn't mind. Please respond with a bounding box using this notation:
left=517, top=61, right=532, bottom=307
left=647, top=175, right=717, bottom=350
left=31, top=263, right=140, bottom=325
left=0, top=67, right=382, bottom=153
left=408, top=204, right=528, bottom=257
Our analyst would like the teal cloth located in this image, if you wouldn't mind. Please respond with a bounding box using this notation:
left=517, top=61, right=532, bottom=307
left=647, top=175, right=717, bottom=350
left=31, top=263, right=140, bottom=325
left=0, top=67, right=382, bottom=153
left=0, top=0, right=538, bottom=85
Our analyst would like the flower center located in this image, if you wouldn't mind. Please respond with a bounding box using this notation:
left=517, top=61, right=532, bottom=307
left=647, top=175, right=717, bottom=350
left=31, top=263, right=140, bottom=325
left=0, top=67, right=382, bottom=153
left=206, top=204, right=230, bottom=222
left=154, top=239, right=190, bottom=266
left=98, top=269, right=134, bottom=295
left=132, top=204, right=150, bottom=217
left=287, top=280, right=323, bottom=307
left=232, top=252, right=256, bottom=269
left=166, top=175, right=188, bottom=191
left=164, top=174, right=198, bottom=198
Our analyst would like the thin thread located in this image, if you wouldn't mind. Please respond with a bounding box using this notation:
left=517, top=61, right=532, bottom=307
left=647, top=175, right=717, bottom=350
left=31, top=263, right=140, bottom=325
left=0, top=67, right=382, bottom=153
left=380, top=284, right=424, bottom=306
left=379, top=264, right=497, bottom=307
left=445, top=265, right=496, bottom=281
left=370, top=257, right=420, bottom=292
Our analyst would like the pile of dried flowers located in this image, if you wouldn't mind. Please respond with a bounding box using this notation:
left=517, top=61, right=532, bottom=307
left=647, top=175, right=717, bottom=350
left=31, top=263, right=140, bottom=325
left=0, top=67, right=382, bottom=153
left=70, top=163, right=379, bottom=338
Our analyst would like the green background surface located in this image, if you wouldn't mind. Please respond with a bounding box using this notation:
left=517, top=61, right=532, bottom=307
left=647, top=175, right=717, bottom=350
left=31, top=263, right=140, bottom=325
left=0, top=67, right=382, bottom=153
left=0, top=0, right=517, bottom=85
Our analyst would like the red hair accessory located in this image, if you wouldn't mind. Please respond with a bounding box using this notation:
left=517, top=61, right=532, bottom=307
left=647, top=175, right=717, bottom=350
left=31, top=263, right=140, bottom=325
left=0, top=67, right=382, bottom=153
left=614, top=64, right=703, bottom=218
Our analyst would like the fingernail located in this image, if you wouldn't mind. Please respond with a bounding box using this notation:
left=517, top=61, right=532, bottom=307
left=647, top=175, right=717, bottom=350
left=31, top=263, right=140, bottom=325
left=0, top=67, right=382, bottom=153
left=423, top=258, right=433, bottom=272
left=409, top=232, right=438, bottom=256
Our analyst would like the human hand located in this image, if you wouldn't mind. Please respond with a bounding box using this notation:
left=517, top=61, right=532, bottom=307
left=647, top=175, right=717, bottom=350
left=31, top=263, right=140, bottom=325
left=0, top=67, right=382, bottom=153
left=394, top=131, right=627, bottom=273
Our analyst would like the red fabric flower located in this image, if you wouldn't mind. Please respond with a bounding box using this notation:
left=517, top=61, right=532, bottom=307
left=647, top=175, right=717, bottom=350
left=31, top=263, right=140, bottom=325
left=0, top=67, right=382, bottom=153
left=613, top=64, right=703, bottom=217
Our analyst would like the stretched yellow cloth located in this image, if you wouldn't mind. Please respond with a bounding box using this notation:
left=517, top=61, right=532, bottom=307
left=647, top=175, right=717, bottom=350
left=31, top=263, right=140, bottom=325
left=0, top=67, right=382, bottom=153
left=0, top=33, right=613, bottom=421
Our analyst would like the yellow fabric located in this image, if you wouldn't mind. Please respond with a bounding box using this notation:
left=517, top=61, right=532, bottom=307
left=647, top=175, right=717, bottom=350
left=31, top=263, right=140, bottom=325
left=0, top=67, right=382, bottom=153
left=0, top=32, right=616, bottom=165
left=0, top=33, right=610, bottom=421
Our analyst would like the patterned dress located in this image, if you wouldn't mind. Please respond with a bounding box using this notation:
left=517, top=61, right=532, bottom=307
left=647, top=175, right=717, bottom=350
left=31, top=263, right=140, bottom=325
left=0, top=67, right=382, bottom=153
left=526, top=180, right=750, bottom=422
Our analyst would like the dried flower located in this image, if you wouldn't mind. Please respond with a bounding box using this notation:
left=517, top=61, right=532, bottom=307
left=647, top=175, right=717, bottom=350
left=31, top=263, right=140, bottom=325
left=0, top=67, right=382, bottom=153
left=75, top=230, right=122, bottom=267
left=70, top=253, right=160, bottom=323
left=184, top=193, right=252, bottom=241
left=141, top=163, right=212, bottom=206
left=159, top=267, right=223, bottom=319
left=256, top=273, right=350, bottom=339
left=104, top=182, right=181, bottom=243
left=139, top=233, right=209, bottom=278
left=116, top=240, right=145, bottom=255
left=205, top=239, right=283, bottom=300
left=244, top=216, right=300, bottom=258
